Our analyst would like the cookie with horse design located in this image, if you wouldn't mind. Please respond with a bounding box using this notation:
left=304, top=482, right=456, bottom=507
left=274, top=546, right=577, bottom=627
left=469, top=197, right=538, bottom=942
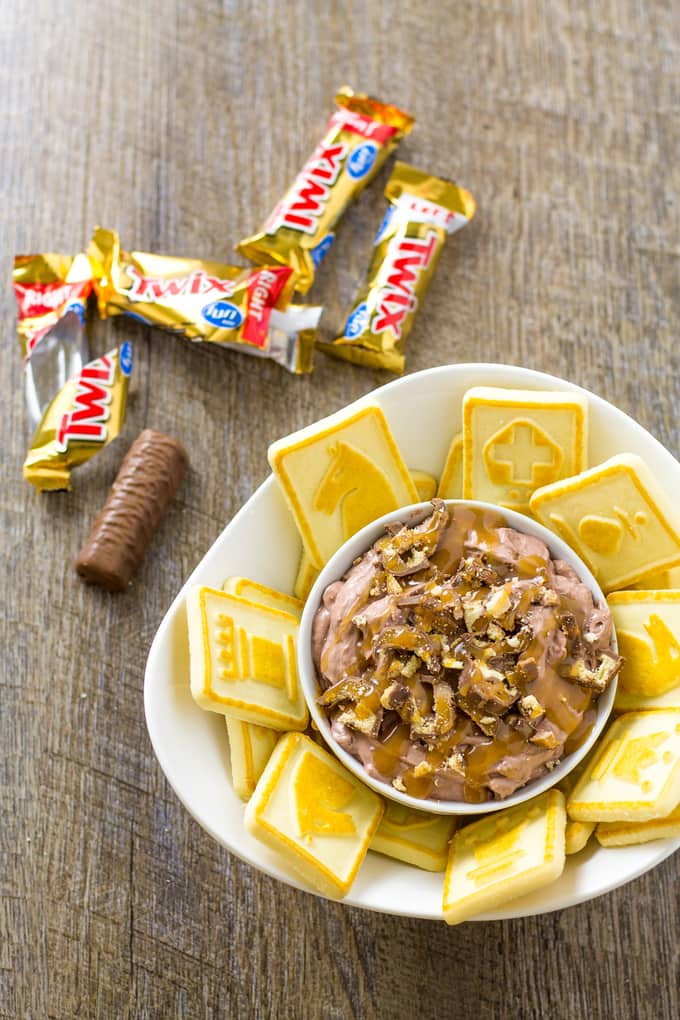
left=268, top=400, right=417, bottom=569
left=244, top=732, right=383, bottom=899
left=607, top=590, right=680, bottom=706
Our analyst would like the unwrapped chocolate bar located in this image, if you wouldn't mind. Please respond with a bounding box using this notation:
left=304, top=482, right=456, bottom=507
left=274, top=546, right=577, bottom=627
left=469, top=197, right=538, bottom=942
left=76, top=428, right=188, bottom=590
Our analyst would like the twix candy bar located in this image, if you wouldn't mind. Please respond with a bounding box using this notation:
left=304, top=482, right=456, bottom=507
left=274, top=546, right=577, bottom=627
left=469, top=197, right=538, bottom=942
left=13, top=252, right=93, bottom=428
left=320, top=163, right=476, bottom=373
left=23, top=344, right=133, bottom=492
left=88, top=228, right=319, bottom=373
left=236, top=87, right=415, bottom=294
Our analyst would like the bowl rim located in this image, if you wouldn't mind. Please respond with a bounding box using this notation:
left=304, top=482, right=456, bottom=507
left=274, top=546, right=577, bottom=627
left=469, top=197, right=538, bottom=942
left=297, top=498, right=619, bottom=816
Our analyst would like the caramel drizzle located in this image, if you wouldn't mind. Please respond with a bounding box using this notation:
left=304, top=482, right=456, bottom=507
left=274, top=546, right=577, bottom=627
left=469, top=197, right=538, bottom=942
left=317, top=506, right=608, bottom=803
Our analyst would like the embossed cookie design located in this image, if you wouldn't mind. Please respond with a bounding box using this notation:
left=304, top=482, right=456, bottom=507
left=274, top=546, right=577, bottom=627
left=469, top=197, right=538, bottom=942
left=268, top=401, right=417, bottom=570
left=370, top=801, right=456, bottom=872
left=187, top=587, right=308, bottom=730
left=244, top=732, right=384, bottom=899
left=567, top=709, right=680, bottom=821
left=530, top=454, right=680, bottom=591
left=607, top=592, right=680, bottom=707
left=461, top=388, right=588, bottom=513
left=225, top=716, right=278, bottom=802
left=442, top=789, right=566, bottom=925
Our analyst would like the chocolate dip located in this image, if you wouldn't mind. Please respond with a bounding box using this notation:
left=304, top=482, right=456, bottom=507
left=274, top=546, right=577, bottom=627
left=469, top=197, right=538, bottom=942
left=312, top=501, right=620, bottom=803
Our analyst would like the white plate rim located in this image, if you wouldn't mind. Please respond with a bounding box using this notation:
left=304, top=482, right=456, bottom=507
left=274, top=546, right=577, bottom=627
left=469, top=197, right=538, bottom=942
left=144, top=361, right=680, bottom=921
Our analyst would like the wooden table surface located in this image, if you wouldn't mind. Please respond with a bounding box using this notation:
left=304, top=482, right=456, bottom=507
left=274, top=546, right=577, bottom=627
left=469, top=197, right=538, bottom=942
left=2, top=1, right=679, bottom=1017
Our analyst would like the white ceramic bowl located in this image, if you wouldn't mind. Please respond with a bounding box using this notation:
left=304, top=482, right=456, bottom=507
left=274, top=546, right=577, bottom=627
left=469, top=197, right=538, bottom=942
left=299, top=499, right=618, bottom=815
left=144, top=363, right=680, bottom=920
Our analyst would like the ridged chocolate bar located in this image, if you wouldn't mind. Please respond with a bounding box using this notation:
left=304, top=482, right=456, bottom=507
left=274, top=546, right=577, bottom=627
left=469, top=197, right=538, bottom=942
left=75, top=428, right=188, bottom=591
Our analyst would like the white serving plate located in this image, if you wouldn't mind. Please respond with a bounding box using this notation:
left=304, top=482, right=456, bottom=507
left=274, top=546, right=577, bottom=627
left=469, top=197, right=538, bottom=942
left=144, top=363, right=680, bottom=920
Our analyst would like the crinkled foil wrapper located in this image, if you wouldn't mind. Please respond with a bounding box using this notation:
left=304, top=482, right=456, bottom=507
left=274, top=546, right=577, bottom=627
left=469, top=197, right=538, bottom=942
left=13, top=252, right=93, bottom=428
left=88, top=228, right=319, bottom=374
left=24, top=344, right=133, bottom=492
left=236, top=86, right=415, bottom=294
left=319, top=162, right=476, bottom=373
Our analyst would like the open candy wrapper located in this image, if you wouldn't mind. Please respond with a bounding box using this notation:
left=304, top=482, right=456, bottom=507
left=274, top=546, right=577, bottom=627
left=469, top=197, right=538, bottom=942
left=23, top=344, right=133, bottom=492
left=13, top=252, right=93, bottom=429
left=88, top=228, right=321, bottom=374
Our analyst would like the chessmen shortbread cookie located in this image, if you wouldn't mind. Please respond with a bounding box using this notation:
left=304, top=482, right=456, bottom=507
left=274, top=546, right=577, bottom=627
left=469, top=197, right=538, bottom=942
left=564, top=820, right=595, bottom=855
left=437, top=432, right=463, bottom=499
left=607, top=591, right=680, bottom=700
left=187, top=587, right=307, bottom=730
left=442, top=789, right=566, bottom=925
left=631, top=566, right=680, bottom=591
left=595, top=801, right=680, bottom=846
left=530, top=454, right=680, bottom=592
left=223, top=576, right=303, bottom=618
left=225, top=716, right=278, bottom=802
left=370, top=801, right=456, bottom=872
left=244, top=732, right=383, bottom=899
left=294, top=547, right=319, bottom=602
left=268, top=401, right=417, bottom=570
left=462, top=388, right=588, bottom=514
left=410, top=469, right=438, bottom=502
left=567, top=710, right=680, bottom=822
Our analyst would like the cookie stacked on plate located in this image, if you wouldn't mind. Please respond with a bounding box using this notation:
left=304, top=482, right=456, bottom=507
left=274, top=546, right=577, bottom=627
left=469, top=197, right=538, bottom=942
left=184, top=386, right=680, bottom=921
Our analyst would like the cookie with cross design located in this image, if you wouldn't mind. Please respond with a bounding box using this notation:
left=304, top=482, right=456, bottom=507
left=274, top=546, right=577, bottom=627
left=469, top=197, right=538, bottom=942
left=461, top=387, right=589, bottom=514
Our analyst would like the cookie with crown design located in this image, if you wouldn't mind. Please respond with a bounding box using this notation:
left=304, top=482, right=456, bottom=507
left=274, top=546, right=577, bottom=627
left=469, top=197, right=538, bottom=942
left=442, top=790, right=566, bottom=925
left=223, top=576, right=303, bottom=618
left=461, top=388, right=588, bottom=514
left=370, top=801, right=456, bottom=872
left=268, top=401, right=418, bottom=570
left=244, top=732, right=383, bottom=899
left=530, top=454, right=680, bottom=592
left=437, top=432, right=463, bottom=499
left=567, top=710, right=680, bottom=822
left=187, top=587, right=307, bottom=730
left=225, top=717, right=279, bottom=802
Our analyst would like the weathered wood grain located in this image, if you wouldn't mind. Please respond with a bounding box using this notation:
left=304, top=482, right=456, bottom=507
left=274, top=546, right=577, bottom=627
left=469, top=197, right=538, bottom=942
left=1, top=0, right=678, bottom=1017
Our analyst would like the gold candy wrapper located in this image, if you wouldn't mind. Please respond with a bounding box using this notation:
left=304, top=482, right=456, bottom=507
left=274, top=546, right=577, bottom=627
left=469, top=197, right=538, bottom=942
left=320, top=162, right=476, bottom=373
left=236, top=87, right=415, bottom=294
left=24, top=344, right=133, bottom=492
left=88, top=228, right=319, bottom=374
left=13, top=252, right=93, bottom=428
